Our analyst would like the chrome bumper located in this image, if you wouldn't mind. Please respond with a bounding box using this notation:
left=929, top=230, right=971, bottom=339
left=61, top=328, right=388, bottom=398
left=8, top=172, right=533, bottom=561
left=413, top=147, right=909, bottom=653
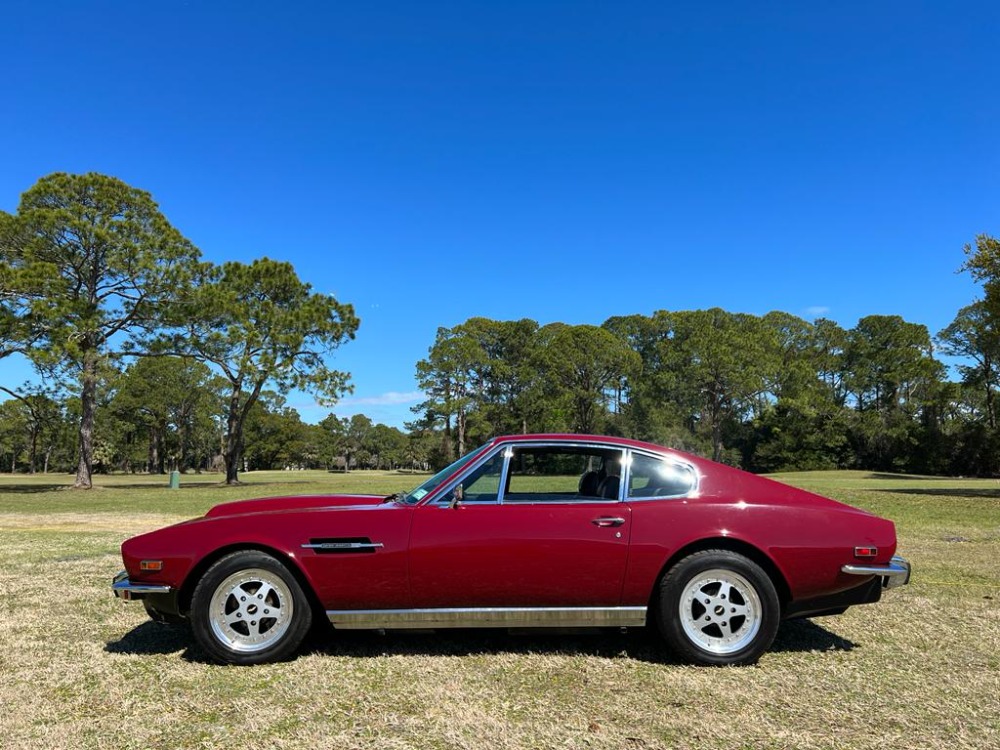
left=112, top=570, right=174, bottom=600
left=841, top=554, right=911, bottom=589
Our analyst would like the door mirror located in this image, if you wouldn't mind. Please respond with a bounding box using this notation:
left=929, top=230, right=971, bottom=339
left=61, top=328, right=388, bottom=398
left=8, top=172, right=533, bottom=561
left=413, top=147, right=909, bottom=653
left=449, top=484, right=464, bottom=509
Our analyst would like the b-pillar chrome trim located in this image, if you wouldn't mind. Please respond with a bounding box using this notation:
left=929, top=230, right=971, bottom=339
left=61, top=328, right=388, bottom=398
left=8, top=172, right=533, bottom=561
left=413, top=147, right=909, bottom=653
left=326, top=606, right=648, bottom=629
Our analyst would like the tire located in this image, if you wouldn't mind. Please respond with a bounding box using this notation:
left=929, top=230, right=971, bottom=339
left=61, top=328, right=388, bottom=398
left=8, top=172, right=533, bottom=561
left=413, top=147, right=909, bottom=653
left=657, top=549, right=779, bottom=666
left=190, top=550, right=313, bottom=665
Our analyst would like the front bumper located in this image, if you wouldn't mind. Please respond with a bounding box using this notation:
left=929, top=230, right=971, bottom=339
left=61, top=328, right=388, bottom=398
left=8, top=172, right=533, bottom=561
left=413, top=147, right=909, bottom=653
left=112, top=570, right=174, bottom=600
left=841, top=554, right=911, bottom=589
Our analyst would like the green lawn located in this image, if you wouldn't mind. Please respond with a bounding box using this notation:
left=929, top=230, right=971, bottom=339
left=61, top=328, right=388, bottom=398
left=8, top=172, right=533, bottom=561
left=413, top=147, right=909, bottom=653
left=0, top=469, right=997, bottom=749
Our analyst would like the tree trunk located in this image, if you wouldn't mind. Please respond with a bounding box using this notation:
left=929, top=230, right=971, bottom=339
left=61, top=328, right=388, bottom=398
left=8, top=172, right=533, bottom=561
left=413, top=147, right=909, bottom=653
left=43, top=445, right=51, bottom=474
left=443, top=414, right=453, bottom=463
left=223, top=399, right=243, bottom=484
left=149, top=430, right=160, bottom=474
left=74, top=349, right=98, bottom=489
left=710, top=391, right=724, bottom=463
left=222, top=390, right=243, bottom=484
left=985, top=355, right=995, bottom=430
left=712, top=428, right=723, bottom=463
left=28, top=427, right=39, bottom=474
left=179, top=410, right=190, bottom=472
left=157, top=425, right=167, bottom=473
left=457, top=408, right=466, bottom=456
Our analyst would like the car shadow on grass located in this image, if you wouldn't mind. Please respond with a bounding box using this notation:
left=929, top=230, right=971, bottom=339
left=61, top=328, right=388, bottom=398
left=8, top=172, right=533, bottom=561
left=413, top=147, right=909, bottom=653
left=307, top=627, right=670, bottom=663
left=105, top=617, right=856, bottom=664
left=770, top=618, right=857, bottom=653
left=104, top=621, right=194, bottom=657
left=878, top=487, right=1000, bottom=499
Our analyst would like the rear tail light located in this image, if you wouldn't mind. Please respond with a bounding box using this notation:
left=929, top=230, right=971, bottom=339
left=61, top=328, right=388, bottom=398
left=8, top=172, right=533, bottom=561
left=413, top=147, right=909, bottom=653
left=853, top=546, right=877, bottom=559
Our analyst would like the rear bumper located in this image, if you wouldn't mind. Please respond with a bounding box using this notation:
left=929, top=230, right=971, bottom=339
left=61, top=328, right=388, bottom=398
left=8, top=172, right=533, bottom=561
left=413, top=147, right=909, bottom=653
left=112, top=570, right=174, bottom=600
left=841, top=554, right=911, bottom=589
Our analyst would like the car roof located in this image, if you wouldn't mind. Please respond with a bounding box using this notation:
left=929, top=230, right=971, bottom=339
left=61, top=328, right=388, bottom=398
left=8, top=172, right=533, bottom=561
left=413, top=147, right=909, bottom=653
left=488, top=433, right=683, bottom=456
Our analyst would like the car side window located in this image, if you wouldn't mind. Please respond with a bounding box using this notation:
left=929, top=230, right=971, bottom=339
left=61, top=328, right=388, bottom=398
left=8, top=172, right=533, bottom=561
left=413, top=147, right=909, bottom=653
left=504, top=446, right=624, bottom=503
left=627, top=453, right=697, bottom=499
left=438, top=450, right=505, bottom=504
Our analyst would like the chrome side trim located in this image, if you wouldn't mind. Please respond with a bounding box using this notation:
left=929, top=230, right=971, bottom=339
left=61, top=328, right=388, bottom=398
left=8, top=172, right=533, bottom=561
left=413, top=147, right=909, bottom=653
left=326, top=606, right=648, bottom=629
left=112, top=572, right=173, bottom=600
left=841, top=554, right=911, bottom=589
left=301, top=542, right=384, bottom=551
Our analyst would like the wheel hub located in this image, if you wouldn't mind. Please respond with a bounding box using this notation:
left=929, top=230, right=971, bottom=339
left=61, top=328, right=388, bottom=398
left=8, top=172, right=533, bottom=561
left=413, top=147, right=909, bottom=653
left=678, top=568, right=762, bottom=655
left=208, top=568, right=294, bottom=653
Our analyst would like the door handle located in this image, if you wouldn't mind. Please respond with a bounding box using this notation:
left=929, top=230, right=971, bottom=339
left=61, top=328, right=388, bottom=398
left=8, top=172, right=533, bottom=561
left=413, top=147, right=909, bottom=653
left=592, top=516, right=626, bottom=528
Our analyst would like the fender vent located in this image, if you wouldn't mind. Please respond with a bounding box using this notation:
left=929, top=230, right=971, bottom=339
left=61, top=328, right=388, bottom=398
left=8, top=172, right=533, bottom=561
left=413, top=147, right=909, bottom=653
left=302, top=537, right=383, bottom=554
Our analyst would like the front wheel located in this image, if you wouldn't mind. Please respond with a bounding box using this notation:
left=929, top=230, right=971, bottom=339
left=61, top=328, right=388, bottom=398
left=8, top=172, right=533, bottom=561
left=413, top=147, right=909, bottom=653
left=190, top=550, right=313, bottom=665
left=658, top=549, right=780, bottom=666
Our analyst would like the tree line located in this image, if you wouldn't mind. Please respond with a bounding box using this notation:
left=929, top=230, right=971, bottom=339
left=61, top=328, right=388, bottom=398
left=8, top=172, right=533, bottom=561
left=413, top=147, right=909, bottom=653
left=3, top=172, right=1000, bottom=480
left=0, top=357, right=429, bottom=477
left=411, top=237, right=1000, bottom=476
left=1, top=172, right=359, bottom=486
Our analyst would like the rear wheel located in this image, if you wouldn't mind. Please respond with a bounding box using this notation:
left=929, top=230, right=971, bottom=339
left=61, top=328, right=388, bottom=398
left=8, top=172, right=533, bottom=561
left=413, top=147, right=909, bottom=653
left=658, top=549, right=779, bottom=666
left=190, top=550, right=313, bottom=665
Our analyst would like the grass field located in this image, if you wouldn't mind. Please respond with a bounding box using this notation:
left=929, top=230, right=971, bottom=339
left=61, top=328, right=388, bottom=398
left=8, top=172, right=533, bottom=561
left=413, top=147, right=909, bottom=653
left=0, top=469, right=997, bottom=749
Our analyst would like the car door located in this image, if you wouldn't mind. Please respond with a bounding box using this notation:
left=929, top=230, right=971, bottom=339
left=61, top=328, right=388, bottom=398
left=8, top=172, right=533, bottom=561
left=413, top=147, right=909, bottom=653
left=407, top=443, right=631, bottom=608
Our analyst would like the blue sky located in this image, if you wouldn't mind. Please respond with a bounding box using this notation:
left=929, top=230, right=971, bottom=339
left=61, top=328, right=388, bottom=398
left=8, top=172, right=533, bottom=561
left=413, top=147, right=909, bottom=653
left=2, top=2, right=998, bottom=427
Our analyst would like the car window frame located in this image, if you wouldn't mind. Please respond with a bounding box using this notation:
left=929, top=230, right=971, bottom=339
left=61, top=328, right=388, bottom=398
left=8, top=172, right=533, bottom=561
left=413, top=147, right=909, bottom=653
left=425, top=441, right=629, bottom=506
left=622, top=449, right=699, bottom=501
left=427, top=444, right=509, bottom=506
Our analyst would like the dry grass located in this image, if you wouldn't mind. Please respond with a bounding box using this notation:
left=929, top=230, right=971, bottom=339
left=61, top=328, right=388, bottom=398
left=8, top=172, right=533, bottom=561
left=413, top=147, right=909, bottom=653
left=0, top=469, right=998, bottom=749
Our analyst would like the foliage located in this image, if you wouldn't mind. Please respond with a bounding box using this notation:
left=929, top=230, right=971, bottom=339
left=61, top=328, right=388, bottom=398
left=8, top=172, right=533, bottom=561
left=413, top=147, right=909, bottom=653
left=2, top=170, right=998, bottom=480
left=939, top=302, right=1000, bottom=430
left=243, top=395, right=313, bottom=471
left=104, top=357, right=222, bottom=473
left=0, top=172, right=201, bottom=487
left=534, top=323, right=640, bottom=435
left=414, top=319, right=639, bottom=461
left=409, top=305, right=988, bottom=475
left=151, top=257, right=360, bottom=484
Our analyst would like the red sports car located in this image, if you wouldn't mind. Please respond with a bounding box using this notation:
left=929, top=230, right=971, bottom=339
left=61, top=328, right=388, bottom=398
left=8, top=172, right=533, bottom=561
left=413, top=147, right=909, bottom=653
left=113, top=434, right=910, bottom=666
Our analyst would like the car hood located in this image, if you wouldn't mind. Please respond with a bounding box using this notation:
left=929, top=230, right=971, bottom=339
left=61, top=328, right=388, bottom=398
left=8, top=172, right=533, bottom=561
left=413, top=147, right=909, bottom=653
left=203, top=494, right=388, bottom=519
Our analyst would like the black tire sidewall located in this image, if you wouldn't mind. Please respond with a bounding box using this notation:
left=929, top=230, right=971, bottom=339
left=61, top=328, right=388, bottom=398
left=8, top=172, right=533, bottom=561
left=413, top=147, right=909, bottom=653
left=190, top=550, right=313, bottom=665
left=658, top=549, right=780, bottom=666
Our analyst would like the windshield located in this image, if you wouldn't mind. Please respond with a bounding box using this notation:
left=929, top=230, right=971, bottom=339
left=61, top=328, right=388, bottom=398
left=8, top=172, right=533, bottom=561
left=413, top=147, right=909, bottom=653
left=399, top=443, right=491, bottom=505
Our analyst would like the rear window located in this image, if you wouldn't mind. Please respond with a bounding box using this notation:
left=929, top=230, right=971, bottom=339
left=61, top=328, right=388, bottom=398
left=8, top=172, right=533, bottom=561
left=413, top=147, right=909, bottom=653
left=627, top=453, right=697, bottom=499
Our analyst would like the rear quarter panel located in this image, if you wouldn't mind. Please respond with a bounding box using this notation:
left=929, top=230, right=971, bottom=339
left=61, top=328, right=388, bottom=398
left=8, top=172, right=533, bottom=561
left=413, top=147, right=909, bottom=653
left=622, top=467, right=898, bottom=605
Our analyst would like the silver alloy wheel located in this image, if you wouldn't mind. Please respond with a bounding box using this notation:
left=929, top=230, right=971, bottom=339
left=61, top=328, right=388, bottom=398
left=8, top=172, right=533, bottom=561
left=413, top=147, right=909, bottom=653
left=678, top=568, right=762, bottom=655
left=208, top=568, right=294, bottom=653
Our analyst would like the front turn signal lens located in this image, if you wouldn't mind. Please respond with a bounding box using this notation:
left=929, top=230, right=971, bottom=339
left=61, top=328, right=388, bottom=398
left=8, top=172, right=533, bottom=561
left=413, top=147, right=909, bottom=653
left=853, top=546, right=877, bottom=559
left=140, top=560, right=163, bottom=571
